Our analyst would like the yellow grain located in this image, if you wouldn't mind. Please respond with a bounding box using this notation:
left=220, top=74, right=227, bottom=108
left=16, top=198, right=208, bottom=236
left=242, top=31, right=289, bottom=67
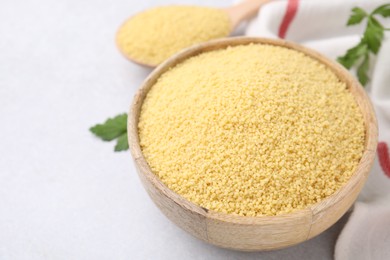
left=138, top=44, right=365, bottom=216
left=117, top=6, right=231, bottom=65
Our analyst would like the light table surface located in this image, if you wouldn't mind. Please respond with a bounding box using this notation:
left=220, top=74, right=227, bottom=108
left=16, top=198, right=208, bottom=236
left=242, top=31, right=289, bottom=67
left=0, top=0, right=347, bottom=259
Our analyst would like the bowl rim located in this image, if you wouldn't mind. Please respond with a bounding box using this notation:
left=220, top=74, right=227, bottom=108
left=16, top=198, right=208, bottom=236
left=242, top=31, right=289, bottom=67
left=128, top=36, right=378, bottom=225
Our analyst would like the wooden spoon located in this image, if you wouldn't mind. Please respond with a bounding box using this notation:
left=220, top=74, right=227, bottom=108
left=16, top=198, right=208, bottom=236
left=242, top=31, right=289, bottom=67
left=116, top=0, right=271, bottom=68
left=225, top=0, right=271, bottom=30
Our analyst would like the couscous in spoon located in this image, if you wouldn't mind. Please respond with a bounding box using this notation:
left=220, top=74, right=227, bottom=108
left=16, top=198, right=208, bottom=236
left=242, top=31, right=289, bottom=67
left=116, top=0, right=271, bottom=67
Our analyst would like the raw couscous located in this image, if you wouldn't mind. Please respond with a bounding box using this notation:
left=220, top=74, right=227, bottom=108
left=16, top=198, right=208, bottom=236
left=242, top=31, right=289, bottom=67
left=116, top=6, right=231, bottom=65
left=138, top=43, right=365, bottom=217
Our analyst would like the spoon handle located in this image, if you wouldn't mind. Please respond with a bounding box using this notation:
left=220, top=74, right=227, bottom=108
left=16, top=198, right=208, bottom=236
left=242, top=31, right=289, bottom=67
left=225, top=0, right=272, bottom=30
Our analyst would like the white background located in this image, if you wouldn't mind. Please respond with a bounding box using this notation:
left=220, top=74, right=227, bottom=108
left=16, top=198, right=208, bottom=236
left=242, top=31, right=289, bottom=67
left=0, top=0, right=347, bottom=259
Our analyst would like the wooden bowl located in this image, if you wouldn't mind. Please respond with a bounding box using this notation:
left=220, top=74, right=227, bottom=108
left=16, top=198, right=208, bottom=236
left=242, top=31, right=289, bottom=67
left=128, top=37, right=378, bottom=251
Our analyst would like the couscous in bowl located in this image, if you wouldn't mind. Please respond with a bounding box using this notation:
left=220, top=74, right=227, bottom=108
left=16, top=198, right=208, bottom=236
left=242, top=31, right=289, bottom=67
left=128, top=37, right=377, bottom=251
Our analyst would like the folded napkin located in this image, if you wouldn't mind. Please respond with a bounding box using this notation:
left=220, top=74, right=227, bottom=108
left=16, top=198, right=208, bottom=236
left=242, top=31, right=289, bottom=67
left=244, top=0, right=390, bottom=259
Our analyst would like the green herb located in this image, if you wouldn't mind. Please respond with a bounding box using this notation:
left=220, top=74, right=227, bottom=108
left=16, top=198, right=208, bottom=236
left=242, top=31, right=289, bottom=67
left=114, top=132, right=129, bottom=152
left=90, top=113, right=129, bottom=152
left=337, top=4, right=390, bottom=86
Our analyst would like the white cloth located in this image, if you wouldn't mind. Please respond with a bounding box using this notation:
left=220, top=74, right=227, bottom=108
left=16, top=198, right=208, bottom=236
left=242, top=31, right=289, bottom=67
left=245, top=0, right=390, bottom=259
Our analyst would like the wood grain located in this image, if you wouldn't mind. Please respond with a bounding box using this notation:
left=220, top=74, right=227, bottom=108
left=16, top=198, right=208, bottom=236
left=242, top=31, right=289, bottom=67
left=128, top=37, right=378, bottom=251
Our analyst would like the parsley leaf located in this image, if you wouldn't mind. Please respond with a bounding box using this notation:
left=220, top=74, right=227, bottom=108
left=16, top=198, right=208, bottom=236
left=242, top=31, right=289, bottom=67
left=357, top=54, right=370, bottom=86
left=364, top=17, right=384, bottom=54
left=373, top=4, right=390, bottom=18
left=337, top=4, right=389, bottom=86
left=369, top=16, right=384, bottom=29
left=90, top=113, right=129, bottom=151
left=347, top=7, right=367, bottom=25
left=115, top=133, right=129, bottom=151
left=337, top=43, right=367, bottom=69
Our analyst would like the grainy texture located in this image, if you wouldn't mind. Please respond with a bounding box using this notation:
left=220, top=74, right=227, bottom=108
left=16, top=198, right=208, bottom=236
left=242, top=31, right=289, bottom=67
left=1, top=0, right=378, bottom=256
left=129, top=37, right=377, bottom=250
left=138, top=43, right=365, bottom=217
left=116, top=6, right=231, bottom=66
